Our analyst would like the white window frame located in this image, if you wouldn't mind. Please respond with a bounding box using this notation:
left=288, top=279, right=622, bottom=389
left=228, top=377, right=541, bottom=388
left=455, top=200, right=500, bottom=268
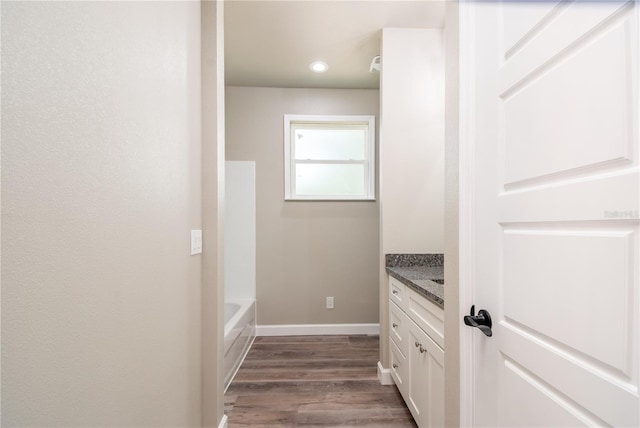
left=284, top=114, right=376, bottom=201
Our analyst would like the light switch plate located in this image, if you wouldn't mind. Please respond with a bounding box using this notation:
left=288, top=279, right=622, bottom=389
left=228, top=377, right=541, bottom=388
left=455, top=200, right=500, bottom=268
left=191, top=230, right=202, bottom=255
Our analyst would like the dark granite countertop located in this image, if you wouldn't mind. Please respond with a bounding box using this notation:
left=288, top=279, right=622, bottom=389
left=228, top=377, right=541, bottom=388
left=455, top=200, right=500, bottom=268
left=386, top=256, right=444, bottom=309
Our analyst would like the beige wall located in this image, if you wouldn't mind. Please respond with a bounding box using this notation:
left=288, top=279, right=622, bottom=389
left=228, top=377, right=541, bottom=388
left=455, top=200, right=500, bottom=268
left=2, top=2, right=204, bottom=426
left=379, top=28, right=445, bottom=367
left=225, top=86, right=380, bottom=325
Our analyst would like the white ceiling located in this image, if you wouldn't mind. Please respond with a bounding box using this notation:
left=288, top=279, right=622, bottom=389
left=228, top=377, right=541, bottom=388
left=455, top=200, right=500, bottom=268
left=224, top=1, right=446, bottom=89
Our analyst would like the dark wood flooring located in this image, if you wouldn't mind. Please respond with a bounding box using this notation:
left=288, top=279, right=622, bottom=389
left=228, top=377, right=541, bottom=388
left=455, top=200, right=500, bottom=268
left=225, top=335, right=417, bottom=427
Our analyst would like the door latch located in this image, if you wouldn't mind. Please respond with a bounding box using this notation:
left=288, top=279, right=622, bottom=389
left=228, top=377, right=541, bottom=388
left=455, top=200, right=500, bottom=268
left=463, top=305, right=493, bottom=337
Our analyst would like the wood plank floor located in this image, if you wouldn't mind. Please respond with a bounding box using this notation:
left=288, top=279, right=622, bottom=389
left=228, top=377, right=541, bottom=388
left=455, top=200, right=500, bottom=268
left=225, top=335, right=417, bottom=427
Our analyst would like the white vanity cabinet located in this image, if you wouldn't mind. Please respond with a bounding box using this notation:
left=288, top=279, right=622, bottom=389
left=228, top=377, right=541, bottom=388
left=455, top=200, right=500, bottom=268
left=388, top=275, right=444, bottom=428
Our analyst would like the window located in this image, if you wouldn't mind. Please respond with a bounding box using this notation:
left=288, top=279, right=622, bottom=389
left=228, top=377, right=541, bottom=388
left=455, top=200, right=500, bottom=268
left=284, top=115, right=376, bottom=200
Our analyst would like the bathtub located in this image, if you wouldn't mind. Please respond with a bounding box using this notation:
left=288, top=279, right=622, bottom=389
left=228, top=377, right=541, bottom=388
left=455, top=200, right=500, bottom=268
left=224, top=299, right=256, bottom=391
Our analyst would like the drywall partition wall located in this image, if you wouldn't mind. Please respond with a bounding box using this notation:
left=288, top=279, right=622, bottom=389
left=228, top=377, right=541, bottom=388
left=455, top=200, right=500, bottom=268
left=379, top=28, right=445, bottom=368
left=2, top=2, right=202, bottom=426
left=225, top=86, right=380, bottom=326
left=201, top=1, right=226, bottom=427
left=444, top=3, right=461, bottom=426
left=225, top=161, right=256, bottom=300
left=380, top=28, right=445, bottom=254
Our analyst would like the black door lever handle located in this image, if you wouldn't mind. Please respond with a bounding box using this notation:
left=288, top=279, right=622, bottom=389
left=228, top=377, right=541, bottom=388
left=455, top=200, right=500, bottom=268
left=463, top=305, right=493, bottom=337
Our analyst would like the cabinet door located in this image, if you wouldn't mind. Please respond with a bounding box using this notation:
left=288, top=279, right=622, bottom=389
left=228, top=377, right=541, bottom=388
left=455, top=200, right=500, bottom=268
left=407, top=319, right=444, bottom=428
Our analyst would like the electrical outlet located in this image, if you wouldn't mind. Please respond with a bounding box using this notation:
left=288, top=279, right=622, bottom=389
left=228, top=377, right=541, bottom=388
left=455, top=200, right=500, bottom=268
left=191, top=230, right=202, bottom=255
left=326, top=296, right=334, bottom=309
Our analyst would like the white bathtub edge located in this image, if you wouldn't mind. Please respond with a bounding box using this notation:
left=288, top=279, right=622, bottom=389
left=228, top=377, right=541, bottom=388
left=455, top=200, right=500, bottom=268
left=224, top=299, right=255, bottom=340
left=224, top=330, right=256, bottom=393
left=224, top=299, right=256, bottom=391
left=218, top=414, right=228, bottom=428
left=256, top=323, right=379, bottom=336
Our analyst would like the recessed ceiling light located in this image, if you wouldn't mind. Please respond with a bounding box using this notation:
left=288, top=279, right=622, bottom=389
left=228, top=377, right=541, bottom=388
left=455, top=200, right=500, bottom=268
left=309, top=61, right=328, bottom=73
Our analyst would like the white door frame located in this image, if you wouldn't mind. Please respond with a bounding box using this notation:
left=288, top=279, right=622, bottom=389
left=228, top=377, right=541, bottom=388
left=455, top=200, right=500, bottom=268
left=458, top=0, right=476, bottom=425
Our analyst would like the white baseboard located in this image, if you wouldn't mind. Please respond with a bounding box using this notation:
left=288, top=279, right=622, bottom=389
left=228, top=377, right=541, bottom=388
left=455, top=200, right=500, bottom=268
left=377, top=361, right=394, bottom=385
left=256, top=323, right=379, bottom=336
left=218, top=414, right=228, bottom=428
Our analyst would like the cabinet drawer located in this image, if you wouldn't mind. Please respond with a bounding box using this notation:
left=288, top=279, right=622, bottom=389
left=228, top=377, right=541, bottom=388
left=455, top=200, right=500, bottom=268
left=389, top=275, right=406, bottom=310
left=407, top=318, right=444, bottom=428
left=406, top=286, right=444, bottom=350
left=390, top=337, right=408, bottom=400
left=389, top=300, right=409, bottom=357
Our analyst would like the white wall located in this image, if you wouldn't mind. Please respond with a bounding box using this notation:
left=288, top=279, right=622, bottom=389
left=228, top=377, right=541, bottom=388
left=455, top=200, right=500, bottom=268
left=380, top=28, right=445, bottom=254
left=226, top=86, right=380, bottom=326
left=225, top=161, right=256, bottom=301
left=378, top=28, right=445, bottom=367
left=2, top=2, right=203, bottom=426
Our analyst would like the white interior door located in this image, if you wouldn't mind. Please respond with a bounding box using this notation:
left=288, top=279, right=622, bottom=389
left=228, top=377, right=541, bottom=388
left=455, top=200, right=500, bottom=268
left=461, top=0, right=639, bottom=426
